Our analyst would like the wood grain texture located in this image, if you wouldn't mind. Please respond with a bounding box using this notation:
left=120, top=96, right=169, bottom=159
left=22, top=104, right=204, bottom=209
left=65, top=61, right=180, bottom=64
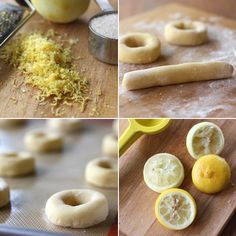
left=119, top=119, right=236, bottom=236
left=119, top=0, right=236, bottom=21
left=119, top=4, right=236, bottom=118
left=0, top=0, right=118, bottom=118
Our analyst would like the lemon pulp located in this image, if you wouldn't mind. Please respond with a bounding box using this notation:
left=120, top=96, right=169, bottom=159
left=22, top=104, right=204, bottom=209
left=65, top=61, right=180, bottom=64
left=143, top=153, right=184, bottom=193
left=155, top=188, right=197, bottom=230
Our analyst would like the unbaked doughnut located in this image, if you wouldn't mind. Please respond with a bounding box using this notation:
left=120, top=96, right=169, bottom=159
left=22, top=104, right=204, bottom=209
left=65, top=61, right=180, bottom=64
left=47, top=119, right=82, bottom=133
left=85, top=158, right=118, bottom=188
left=45, top=189, right=108, bottom=228
left=102, top=133, right=118, bottom=158
left=0, top=178, right=10, bottom=207
left=165, top=20, right=208, bottom=46
left=113, top=120, right=118, bottom=138
left=119, top=32, right=161, bottom=64
left=0, top=152, right=35, bottom=177
left=123, top=61, right=234, bottom=90
left=24, top=130, right=63, bottom=152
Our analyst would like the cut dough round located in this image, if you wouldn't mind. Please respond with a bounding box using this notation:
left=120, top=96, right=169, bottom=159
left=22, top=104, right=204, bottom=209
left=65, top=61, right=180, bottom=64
left=45, top=189, right=108, bottom=228
left=47, top=119, right=82, bottom=133
left=165, top=20, right=208, bottom=46
left=119, top=32, right=161, bottom=64
left=123, top=61, right=234, bottom=90
left=0, top=152, right=35, bottom=177
left=113, top=120, right=118, bottom=138
left=85, top=158, right=118, bottom=188
left=24, top=130, right=63, bottom=152
left=102, top=133, right=118, bottom=158
left=0, top=119, right=26, bottom=128
left=0, top=178, right=10, bottom=207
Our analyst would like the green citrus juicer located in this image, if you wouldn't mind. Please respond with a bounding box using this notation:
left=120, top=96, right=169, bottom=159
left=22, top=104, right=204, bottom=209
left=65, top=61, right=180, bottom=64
left=119, top=119, right=171, bottom=156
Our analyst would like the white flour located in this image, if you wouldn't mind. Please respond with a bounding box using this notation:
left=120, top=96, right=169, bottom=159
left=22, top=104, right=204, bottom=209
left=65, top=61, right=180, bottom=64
left=90, top=13, right=118, bottom=39
left=120, top=13, right=236, bottom=118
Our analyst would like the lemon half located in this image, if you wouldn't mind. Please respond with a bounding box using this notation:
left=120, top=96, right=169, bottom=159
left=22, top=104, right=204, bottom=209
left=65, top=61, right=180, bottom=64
left=143, top=153, right=184, bottom=193
left=186, top=122, right=224, bottom=159
left=155, top=188, right=197, bottom=230
left=192, top=154, right=231, bottom=194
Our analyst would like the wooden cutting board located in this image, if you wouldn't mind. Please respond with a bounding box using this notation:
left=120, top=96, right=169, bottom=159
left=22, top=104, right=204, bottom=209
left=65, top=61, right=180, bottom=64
left=0, top=0, right=118, bottom=118
left=119, top=4, right=236, bottom=118
left=119, top=119, right=236, bottom=236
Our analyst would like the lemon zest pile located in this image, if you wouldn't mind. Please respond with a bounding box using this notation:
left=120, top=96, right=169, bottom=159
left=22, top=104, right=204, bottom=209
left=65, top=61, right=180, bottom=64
left=0, top=31, right=89, bottom=115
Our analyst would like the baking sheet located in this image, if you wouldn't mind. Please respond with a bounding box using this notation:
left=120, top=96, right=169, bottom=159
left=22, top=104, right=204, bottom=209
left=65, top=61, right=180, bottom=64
left=0, top=120, right=117, bottom=236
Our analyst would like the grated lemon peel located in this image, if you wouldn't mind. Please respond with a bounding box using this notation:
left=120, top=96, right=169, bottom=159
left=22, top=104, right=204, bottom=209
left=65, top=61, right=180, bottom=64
left=0, top=30, right=89, bottom=116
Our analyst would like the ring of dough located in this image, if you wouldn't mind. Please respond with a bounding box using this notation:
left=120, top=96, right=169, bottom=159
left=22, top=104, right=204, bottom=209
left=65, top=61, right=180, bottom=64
left=47, top=119, right=82, bottom=133
left=24, top=131, right=63, bottom=152
left=165, top=21, right=208, bottom=46
left=119, top=32, right=161, bottom=64
left=0, top=178, right=10, bottom=207
left=45, top=189, right=108, bottom=228
left=85, top=158, right=118, bottom=188
left=102, top=133, right=118, bottom=158
left=0, top=152, right=35, bottom=177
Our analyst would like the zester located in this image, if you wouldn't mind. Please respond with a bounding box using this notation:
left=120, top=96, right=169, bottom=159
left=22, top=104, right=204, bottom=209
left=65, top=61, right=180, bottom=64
left=0, top=0, right=35, bottom=47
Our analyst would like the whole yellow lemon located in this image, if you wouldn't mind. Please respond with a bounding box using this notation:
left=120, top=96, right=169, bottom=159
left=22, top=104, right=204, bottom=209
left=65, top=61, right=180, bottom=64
left=192, top=154, right=231, bottom=194
left=32, top=0, right=90, bottom=23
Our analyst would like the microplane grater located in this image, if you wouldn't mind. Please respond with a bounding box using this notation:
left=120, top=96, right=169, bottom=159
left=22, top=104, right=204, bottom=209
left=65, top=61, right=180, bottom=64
left=0, top=0, right=35, bottom=47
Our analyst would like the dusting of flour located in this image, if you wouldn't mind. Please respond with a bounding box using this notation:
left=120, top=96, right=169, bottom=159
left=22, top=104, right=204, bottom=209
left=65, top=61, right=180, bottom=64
left=120, top=13, right=236, bottom=118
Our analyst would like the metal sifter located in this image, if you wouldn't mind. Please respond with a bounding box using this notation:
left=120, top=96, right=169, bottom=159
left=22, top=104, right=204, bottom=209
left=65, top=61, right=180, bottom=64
left=88, top=0, right=118, bottom=65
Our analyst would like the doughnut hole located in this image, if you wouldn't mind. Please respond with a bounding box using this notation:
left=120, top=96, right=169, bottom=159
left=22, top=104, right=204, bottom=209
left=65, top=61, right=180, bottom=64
left=34, top=132, right=46, bottom=138
left=62, top=195, right=81, bottom=207
left=4, top=152, right=18, bottom=158
left=175, top=23, right=194, bottom=30
left=124, top=36, right=146, bottom=48
left=98, top=161, right=112, bottom=169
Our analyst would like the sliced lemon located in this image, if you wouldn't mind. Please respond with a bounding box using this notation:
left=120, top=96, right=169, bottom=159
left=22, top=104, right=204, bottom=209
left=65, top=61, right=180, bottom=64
left=192, top=154, right=231, bottom=194
left=186, top=122, right=224, bottom=159
left=155, top=188, right=197, bottom=230
left=143, top=153, right=184, bottom=193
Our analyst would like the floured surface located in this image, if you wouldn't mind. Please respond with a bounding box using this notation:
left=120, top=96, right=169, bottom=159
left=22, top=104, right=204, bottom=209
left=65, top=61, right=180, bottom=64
left=0, top=120, right=117, bottom=236
left=119, top=119, right=236, bottom=236
left=119, top=4, right=236, bottom=118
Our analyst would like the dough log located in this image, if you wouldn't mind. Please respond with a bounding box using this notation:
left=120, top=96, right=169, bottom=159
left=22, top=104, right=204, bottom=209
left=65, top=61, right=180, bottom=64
left=123, top=61, right=234, bottom=90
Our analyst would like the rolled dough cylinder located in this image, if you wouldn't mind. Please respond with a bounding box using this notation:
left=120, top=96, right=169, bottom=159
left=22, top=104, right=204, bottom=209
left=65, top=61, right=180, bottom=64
left=123, top=61, right=234, bottom=90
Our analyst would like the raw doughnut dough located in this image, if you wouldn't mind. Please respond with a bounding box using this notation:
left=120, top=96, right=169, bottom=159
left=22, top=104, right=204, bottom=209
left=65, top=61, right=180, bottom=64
left=85, top=158, right=118, bottom=188
left=119, top=32, right=161, bottom=64
left=0, top=178, right=10, bottom=207
left=0, top=119, right=25, bottom=128
left=113, top=120, right=118, bottom=138
left=165, top=21, right=208, bottom=46
left=123, top=61, right=234, bottom=90
left=102, top=133, right=118, bottom=158
left=24, top=130, right=63, bottom=152
left=45, top=189, right=108, bottom=228
left=0, top=152, right=35, bottom=177
left=47, top=119, right=82, bottom=133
